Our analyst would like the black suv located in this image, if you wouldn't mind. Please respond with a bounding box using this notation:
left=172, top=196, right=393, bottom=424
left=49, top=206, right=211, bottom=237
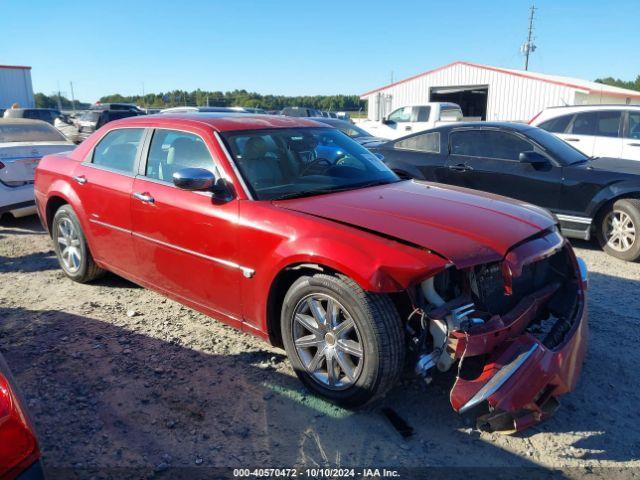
left=372, top=122, right=640, bottom=261
left=76, top=109, right=144, bottom=141
left=3, top=108, right=62, bottom=125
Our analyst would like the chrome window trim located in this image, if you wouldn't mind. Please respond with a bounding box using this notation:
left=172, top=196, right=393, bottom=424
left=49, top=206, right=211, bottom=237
left=141, top=127, right=223, bottom=182
left=88, top=218, right=255, bottom=278
left=81, top=126, right=147, bottom=176
left=214, top=131, right=254, bottom=200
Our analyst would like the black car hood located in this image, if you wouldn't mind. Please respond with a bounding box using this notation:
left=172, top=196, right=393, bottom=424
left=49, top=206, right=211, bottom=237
left=580, top=157, right=640, bottom=175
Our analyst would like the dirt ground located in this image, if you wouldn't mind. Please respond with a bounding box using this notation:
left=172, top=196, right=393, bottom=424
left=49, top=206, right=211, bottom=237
left=1, top=215, right=639, bottom=479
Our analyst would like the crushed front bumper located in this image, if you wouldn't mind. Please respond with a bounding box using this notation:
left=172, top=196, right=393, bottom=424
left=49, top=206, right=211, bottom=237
left=448, top=257, right=588, bottom=433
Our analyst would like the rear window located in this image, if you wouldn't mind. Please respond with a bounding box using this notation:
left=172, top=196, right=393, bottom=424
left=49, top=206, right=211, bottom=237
left=538, top=114, right=573, bottom=133
left=0, top=123, right=66, bottom=142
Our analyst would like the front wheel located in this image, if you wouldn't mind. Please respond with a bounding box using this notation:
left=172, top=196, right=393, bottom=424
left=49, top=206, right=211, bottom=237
left=281, top=273, right=405, bottom=407
left=597, top=199, right=640, bottom=262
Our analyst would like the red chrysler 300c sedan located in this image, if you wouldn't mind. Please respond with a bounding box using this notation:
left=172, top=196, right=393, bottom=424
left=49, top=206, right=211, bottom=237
left=34, top=114, right=588, bottom=432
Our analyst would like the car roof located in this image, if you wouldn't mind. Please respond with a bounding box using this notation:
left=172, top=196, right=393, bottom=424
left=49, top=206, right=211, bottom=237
left=307, top=117, right=352, bottom=127
left=542, top=104, right=640, bottom=111
left=108, top=113, right=331, bottom=132
left=0, top=118, right=53, bottom=126
left=428, top=121, right=534, bottom=132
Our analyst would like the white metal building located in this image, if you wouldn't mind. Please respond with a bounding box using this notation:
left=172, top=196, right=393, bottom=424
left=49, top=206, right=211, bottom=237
left=361, top=61, right=640, bottom=122
left=0, top=64, right=35, bottom=110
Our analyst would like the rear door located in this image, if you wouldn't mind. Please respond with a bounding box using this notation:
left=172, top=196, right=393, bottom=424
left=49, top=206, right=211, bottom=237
left=71, top=127, right=144, bottom=274
left=560, top=111, right=597, bottom=156
left=591, top=110, right=624, bottom=159
left=621, top=110, right=640, bottom=160
left=130, top=128, right=242, bottom=324
left=385, top=131, right=448, bottom=181
left=443, top=128, right=562, bottom=210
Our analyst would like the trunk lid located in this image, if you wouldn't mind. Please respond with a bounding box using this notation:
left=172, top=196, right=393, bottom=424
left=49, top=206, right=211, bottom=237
left=0, top=142, right=74, bottom=186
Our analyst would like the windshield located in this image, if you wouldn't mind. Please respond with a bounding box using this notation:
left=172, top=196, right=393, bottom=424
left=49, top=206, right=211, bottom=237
left=80, top=111, right=101, bottom=122
left=526, top=127, right=589, bottom=165
left=0, top=122, right=66, bottom=142
left=221, top=127, right=399, bottom=200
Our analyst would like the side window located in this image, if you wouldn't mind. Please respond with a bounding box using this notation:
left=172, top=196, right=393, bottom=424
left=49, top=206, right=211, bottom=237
left=450, top=130, right=486, bottom=156
left=595, top=111, right=622, bottom=138
left=570, top=112, right=598, bottom=135
left=395, top=132, right=440, bottom=153
left=145, top=129, right=217, bottom=182
left=387, top=107, right=412, bottom=123
left=415, top=106, right=431, bottom=122
left=92, top=128, right=144, bottom=173
left=626, top=112, right=640, bottom=140
left=484, top=131, right=534, bottom=160
left=538, top=114, right=573, bottom=133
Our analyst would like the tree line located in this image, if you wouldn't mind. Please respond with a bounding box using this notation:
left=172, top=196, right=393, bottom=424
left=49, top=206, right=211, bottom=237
left=35, top=89, right=366, bottom=112
left=34, top=75, right=639, bottom=111
left=595, top=75, right=640, bottom=92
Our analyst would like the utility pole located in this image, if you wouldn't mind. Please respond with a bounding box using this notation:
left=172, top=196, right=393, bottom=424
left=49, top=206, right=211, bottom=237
left=521, top=5, right=537, bottom=70
left=56, top=81, right=63, bottom=111
left=69, top=81, right=76, bottom=113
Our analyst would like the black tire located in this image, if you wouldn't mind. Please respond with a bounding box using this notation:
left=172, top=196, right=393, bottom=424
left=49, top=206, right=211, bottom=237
left=597, top=198, right=640, bottom=262
left=281, top=273, right=404, bottom=407
left=51, top=204, right=106, bottom=282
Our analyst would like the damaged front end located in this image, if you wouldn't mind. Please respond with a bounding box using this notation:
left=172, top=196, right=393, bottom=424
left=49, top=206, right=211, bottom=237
left=406, top=227, right=588, bottom=433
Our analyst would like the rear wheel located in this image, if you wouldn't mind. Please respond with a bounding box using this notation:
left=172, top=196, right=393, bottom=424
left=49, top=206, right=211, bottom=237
left=281, top=273, right=404, bottom=407
left=597, top=199, right=640, bottom=262
left=52, top=205, right=105, bottom=282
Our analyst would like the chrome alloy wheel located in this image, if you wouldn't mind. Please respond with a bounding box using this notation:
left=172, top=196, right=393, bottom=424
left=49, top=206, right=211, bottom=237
left=56, top=217, right=82, bottom=273
left=292, top=294, right=364, bottom=390
left=605, top=210, right=636, bottom=252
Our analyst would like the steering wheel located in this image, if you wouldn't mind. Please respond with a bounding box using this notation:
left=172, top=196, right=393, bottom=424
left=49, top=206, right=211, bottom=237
left=300, top=158, right=333, bottom=176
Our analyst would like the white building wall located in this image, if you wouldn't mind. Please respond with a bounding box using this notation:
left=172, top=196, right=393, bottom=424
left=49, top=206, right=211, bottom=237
left=0, top=67, right=35, bottom=109
left=363, top=63, right=581, bottom=122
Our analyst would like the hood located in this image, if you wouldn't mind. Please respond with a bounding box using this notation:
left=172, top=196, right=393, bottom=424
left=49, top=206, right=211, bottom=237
left=580, top=157, right=640, bottom=176
left=274, top=180, right=556, bottom=268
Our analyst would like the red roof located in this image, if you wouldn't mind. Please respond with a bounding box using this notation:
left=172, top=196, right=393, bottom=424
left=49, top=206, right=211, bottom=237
left=112, top=113, right=328, bottom=132
left=360, top=61, right=640, bottom=100
left=0, top=64, right=31, bottom=70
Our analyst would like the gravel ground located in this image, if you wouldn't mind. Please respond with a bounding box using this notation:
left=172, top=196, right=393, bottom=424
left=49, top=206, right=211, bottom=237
left=1, top=215, right=639, bottom=479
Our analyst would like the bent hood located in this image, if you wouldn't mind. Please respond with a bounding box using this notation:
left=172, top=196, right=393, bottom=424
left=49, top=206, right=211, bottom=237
left=274, top=180, right=556, bottom=268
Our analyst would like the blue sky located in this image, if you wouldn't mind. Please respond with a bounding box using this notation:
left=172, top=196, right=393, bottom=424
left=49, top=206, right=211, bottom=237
left=1, top=0, right=637, bottom=102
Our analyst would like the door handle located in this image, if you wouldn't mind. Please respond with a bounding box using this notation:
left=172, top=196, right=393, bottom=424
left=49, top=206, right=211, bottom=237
left=565, top=138, right=580, bottom=142
left=133, top=192, right=154, bottom=204
left=628, top=142, right=640, bottom=147
left=405, top=126, right=412, bottom=131
left=448, top=163, right=473, bottom=172
left=72, top=175, right=87, bottom=185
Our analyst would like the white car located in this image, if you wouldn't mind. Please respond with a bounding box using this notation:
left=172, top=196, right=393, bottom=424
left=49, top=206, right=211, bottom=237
left=358, top=102, right=463, bottom=140
left=530, top=105, right=640, bottom=161
left=0, top=119, right=74, bottom=218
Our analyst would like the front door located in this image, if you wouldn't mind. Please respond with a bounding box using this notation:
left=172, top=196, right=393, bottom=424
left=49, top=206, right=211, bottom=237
left=71, top=127, right=144, bottom=274
left=558, top=111, right=597, bottom=157
left=622, top=110, right=640, bottom=161
left=443, top=128, right=562, bottom=211
left=130, top=128, right=242, bottom=324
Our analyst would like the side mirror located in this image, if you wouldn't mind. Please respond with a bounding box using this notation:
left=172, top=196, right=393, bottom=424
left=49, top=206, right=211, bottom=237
left=519, top=151, right=549, bottom=165
left=173, top=168, right=235, bottom=202
left=173, top=167, right=215, bottom=191
left=381, top=116, right=389, bottom=124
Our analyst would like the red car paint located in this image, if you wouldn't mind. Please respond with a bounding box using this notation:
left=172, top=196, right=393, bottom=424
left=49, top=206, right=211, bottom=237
left=33, top=114, right=587, bottom=430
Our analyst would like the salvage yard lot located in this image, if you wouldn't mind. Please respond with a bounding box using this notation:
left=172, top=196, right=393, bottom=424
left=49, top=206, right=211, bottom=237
left=1, top=215, right=639, bottom=476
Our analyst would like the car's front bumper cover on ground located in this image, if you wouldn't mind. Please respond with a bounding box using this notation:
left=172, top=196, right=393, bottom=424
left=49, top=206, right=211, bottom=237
left=449, top=256, right=588, bottom=433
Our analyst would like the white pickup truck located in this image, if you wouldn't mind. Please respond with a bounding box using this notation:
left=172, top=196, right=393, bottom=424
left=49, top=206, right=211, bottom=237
left=358, top=102, right=463, bottom=140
